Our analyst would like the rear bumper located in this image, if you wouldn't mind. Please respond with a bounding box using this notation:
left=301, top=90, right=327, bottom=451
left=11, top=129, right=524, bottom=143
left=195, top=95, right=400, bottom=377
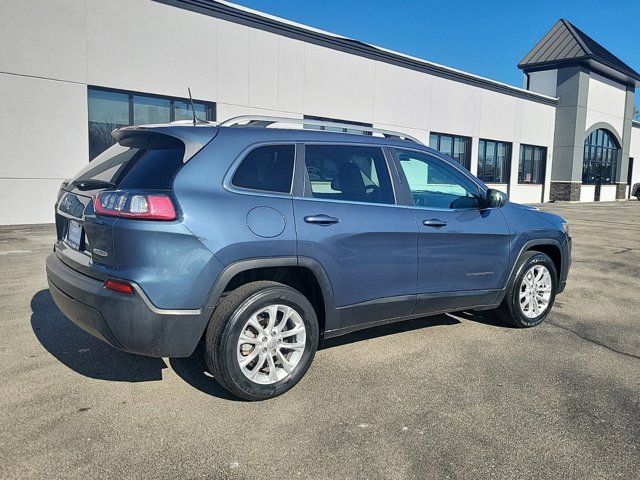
left=46, top=252, right=212, bottom=357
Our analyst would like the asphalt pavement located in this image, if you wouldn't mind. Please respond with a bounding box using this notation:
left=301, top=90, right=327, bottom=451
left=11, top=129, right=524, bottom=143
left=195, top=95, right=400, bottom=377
left=0, top=201, right=638, bottom=479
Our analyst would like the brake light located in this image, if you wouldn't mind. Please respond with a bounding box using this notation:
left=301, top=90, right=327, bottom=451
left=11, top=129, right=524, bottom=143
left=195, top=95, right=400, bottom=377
left=94, top=191, right=176, bottom=220
left=104, top=278, right=134, bottom=295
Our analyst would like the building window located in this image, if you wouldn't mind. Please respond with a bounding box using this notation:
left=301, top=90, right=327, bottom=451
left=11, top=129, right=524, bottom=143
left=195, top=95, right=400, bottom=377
left=429, top=132, right=471, bottom=170
left=303, top=115, right=372, bottom=135
left=88, top=87, right=215, bottom=160
left=518, top=144, right=546, bottom=184
left=478, top=139, right=511, bottom=184
left=582, top=129, right=620, bottom=185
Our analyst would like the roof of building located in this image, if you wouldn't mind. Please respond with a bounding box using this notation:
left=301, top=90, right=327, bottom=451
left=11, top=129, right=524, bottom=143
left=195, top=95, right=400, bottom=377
left=519, top=19, right=640, bottom=85
left=153, top=0, right=558, bottom=105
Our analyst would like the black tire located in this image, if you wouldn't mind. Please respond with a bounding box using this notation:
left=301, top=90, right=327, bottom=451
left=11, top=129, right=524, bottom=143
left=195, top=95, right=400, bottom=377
left=205, top=281, right=319, bottom=401
left=495, top=251, right=558, bottom=328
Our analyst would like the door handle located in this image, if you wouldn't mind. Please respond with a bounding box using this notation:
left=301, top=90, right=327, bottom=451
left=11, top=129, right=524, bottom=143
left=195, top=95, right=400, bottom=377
left=423, top=219, right=447, bottom=228
left=304, top=214, right=339, bottom=225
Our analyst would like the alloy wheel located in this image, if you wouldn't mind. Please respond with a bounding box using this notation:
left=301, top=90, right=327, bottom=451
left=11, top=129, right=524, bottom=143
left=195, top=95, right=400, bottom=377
left=519, top=265, right=552, bottom=319
left=236, top=304, right=306, bottom=385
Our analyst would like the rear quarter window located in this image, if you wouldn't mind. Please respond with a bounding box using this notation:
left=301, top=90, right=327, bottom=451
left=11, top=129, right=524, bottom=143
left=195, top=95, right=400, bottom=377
left=232, top=145, right=295, bottom=193
left=71, top=137, right=185, bottom=191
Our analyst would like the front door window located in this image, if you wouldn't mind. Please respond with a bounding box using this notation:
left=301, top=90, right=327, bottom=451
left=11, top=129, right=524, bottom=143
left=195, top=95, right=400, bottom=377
left=393, top=149, right=481, bottom=209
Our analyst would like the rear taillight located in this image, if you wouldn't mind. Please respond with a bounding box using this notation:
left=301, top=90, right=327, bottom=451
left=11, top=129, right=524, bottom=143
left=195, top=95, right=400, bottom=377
left=93, top=191, right=176, bottom=220
left=104, top=278, right=134, bottom=295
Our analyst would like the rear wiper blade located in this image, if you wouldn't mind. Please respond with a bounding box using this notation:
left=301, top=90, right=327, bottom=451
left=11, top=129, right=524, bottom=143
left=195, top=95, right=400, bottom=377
left=72, top=179, right=115, bottom=191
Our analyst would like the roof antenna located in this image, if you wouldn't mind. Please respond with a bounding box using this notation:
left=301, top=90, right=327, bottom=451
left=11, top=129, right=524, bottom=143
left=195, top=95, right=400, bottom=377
left=187, top=87, right=200, bottom=126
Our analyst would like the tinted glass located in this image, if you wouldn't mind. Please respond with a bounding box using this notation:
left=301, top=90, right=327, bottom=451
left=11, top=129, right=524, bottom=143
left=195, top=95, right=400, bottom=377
left=519, top=145, right=546, bottom=184
left=440, top=136, right=453, bottom=156
left=88, top=89, right=129, bottom=160
left=394, top=148, right=480, bottom=209
left=73, top=139, right=184, bottom=190
left=496, top=142, right=508, bottom=183
left=582, top=128, right=620, bottom=185
left=232, top=145, right=295, bottom=193
left=305, top=145, right=393, bottom=204
left=429, top=134, right=438, bottom=150
left=87, top=88, right=215, bottom=160
left=133, top=95, right=171, bottom=125
left=484, top=141, right=496, bottom=183
left=74, top=144, right=142, bottom=185
left=174, top=101, right=208, bottom=121
left=453, top=137, right=469, bottom=167
left=429, top=132, right=471, bottom=169
left=118, top=147, right=185, bottom=190
left=478, top=139, right=511, bottom=184
left=477, top=141, right=485, bottom=180
left=303, top=115, right=372, bottom=135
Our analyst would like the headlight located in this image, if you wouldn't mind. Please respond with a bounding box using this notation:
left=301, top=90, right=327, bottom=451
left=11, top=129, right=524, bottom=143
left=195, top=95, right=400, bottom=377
left=561, top=221, right=570, bottom=236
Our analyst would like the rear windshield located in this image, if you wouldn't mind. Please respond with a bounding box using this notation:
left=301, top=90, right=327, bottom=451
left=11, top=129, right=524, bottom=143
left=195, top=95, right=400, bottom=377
left=72, top=139, right=185, bottom=190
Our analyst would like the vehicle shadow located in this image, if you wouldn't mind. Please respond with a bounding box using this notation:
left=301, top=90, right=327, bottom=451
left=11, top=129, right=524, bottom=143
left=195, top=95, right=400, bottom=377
left=31, top=289, right=167, bottom=382
left=321, top=313, right=462, bottom=349
left=168, top=312, right=462, bottom=399
left=448, top=309, right=512, bottom=328
left=169, top=345, right=240, bottom=401
left=32, top=287, right=502, bottom=399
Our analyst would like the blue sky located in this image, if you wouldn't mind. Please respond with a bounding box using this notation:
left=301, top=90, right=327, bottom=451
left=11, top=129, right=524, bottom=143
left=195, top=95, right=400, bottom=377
left=230, top=0, right=640, bottom=107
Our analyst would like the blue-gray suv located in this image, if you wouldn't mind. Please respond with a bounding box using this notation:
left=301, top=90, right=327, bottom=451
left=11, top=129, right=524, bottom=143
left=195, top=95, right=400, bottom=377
left=46, top=116, right=571, bottom=400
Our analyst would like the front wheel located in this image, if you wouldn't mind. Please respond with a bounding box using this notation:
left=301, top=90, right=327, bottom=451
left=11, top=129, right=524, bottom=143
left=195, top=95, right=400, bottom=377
left=205, top=281, right=319, bottom=401
left=495, top=251, right=557, bottom=328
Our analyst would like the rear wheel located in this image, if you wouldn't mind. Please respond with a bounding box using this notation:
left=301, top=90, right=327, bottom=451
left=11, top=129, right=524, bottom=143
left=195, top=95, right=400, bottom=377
left=205, top=281, right=319, bottom=401
left=495, top=251, right=557, bottom=328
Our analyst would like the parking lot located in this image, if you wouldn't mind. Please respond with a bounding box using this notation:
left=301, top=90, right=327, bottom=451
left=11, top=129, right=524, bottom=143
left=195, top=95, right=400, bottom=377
left=0, top=201, right=638, bottom=479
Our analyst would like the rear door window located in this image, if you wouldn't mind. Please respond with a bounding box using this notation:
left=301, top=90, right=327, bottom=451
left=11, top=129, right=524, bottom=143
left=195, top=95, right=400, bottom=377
left=304, top=144, right=394, bottom=205
left=232, top=145, right=295, bottom=193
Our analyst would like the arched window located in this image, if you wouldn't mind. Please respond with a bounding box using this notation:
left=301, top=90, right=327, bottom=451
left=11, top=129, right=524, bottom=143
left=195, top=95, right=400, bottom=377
left=582, top=129, right=620, bottom=185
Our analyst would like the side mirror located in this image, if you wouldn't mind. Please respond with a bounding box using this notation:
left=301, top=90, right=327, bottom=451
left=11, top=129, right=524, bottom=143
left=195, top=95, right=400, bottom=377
left=485, top=188, right=508, bottom=209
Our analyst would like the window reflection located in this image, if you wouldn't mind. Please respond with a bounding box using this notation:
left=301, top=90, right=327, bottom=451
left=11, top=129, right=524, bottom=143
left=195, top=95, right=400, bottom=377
left=174, top=100, right=208, bottom=122
left=133, top=96, right=171, bottom=125
left=87, top=87, right=215, bottom=160
left=88, top=89, right=130, bottom=161
left=303, top=115, right=372, bottom=135
left=518, top=144, right=546, bottom=184
left=478, top=139, right=511, bottom=184
left=429, top=132, right=472, bottom=170
left=582, top=129, right=620, bottom=185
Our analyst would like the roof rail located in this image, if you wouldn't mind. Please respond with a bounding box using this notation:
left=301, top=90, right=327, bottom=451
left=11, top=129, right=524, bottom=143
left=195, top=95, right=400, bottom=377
left=219, top=115, right=424, bottom=144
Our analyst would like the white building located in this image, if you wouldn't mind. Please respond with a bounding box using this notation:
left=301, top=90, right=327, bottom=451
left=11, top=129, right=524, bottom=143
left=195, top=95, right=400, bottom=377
left=1, top=0, right=638, bottom=224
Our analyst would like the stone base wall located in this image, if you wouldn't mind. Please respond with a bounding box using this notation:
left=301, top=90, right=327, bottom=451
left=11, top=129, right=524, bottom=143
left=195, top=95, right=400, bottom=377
left=550, top=182, right=581, bottom=201
left=616, top=183, right=627, bottom=199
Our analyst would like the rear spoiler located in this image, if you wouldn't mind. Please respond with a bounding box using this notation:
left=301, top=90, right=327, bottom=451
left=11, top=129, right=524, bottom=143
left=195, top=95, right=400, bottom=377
left=112, top=124, right=219, bottom=162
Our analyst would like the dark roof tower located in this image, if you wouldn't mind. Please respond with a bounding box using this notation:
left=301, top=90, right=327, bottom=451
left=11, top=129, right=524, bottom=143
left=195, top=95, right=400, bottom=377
left=519, top=19, right=640, bottom=86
